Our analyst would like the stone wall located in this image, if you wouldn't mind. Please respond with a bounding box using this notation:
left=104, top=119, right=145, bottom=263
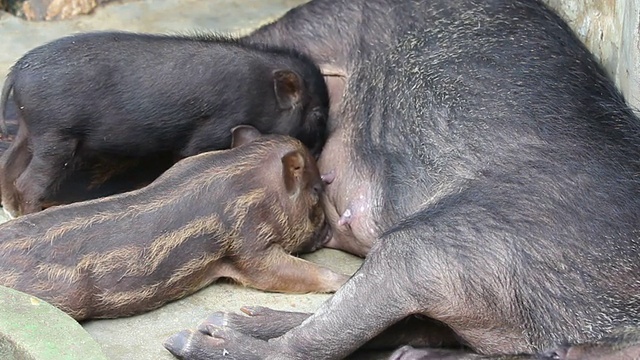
left=543, top=0, right=640, bottom=111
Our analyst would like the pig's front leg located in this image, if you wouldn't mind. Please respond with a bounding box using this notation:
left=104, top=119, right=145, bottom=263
left=165, top=244, right=420, bottom=360
left=191, top=308, right=459, bottom=350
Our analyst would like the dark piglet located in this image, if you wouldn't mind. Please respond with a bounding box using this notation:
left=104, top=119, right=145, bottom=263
left=0, top=126, right=347, bottom=321
left=0, top=96, right=177, bottom=215
left=0, top=30, right=329, bottom=217
left=165, top=0, right=640, bottom=359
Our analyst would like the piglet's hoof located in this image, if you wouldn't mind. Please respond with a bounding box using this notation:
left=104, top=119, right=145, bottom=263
left=389, top=345, right=478, bottom=360
left=389, top=345, right=428, bottom=360
left=197, top=312, right=228, bottom=331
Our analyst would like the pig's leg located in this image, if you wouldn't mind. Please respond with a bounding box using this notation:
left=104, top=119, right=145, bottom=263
left=165, top=241, right=428, bottom=359
left=225, top=247, right=351, bottom=293
left=197, top=308, right=460, bottom=350
left=0, top=124, right=31, bottom=217
left=14, top=136, right=78, bottom=214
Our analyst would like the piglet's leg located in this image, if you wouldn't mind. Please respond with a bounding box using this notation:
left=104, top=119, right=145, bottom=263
left=14, top=136, right=78, bottom=214
left=227, top=245, right=350, bottom=294
left=0, top=124, right=31, bottom=217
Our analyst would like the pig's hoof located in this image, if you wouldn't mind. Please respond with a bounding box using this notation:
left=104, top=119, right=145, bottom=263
left=197, top=312, right=228, bottom=332
left=164, top=328, right=249, bottom=360
left=196, top=308, right=269, bottom=339
left=200, top=324, right=277, bottom=359
left=164, top=330, right=202, bottom=359
left=197, top=306, right=311, bottom=340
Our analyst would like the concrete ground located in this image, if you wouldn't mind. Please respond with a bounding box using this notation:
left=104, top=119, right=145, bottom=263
left=0, top=1, right=377, bottom=359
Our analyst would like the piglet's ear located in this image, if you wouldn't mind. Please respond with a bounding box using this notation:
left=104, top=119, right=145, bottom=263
left=282, top=150, right=306, bottom=195
left=231, top=125, right=261, bottom=148
left=273, top=70, right=303, bottom=110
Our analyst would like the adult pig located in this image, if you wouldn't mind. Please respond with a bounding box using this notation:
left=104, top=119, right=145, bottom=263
left=165, top=0, right=640, bottom=359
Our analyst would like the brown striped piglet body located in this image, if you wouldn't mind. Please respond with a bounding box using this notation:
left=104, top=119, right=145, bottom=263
left=0, top=126, right=348, bottom=321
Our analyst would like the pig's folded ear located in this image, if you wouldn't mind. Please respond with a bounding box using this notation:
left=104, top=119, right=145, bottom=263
left=231, top=125, right=262, bottom=148
left=273, top=70, right=303, bottom=110
left=282, top=150, right=306, bottom=195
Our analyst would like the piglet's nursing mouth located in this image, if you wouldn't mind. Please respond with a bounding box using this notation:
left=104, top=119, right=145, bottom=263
left=303, top=222, right=332, bottom=253
left=318, top=222, right=332, bottom=246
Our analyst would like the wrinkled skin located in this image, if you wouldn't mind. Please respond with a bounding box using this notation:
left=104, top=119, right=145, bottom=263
left=165, top=0, right=640, bottom=359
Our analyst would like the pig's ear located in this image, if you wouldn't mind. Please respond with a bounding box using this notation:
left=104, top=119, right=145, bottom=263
left=273, top=70, right=303, bottom=110
left=282, top=150, right=306, bottom=195
left=231, top=125, right=261, bottom=148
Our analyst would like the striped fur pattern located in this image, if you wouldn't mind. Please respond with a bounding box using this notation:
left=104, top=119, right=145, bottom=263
left=0, top=130, right=347, bottom=320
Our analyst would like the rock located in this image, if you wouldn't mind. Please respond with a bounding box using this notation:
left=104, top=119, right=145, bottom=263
left=22, top=0, right=116, bottom=21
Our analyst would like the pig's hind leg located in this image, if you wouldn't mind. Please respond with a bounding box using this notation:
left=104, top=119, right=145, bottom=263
left=0, top=123, right=32, bottom=217
left=14, top=134, right=79, bottom=214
